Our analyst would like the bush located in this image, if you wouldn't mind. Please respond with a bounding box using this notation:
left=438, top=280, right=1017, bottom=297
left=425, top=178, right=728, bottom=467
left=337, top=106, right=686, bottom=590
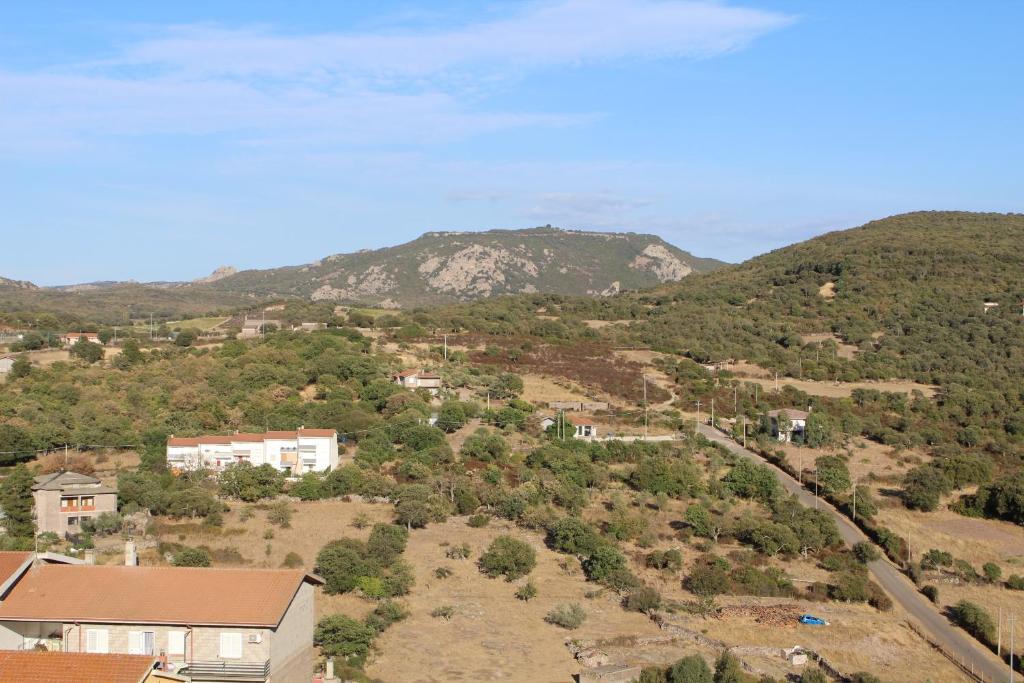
left=479, top=536, right=536, bottom=581
left=667, top=654, right=712, bottom=683
left=544, top=603, right=587, bottom=629
left=365, top=600, right=409, bottom=633
left=267, top=501, right=293, bottom=528
left=852, top=541, right=880, bottom=564
left=547, top=517, right=603, bottom=557
left=952, top=600, right=996, bottom=647
left=1006, top=574, right=1024, bottom=590
left=366, top=523, right=409, bottom=567
left=445, top=543, right=471, bottom=560
left=713, top=651, right=744, bottom=683
left=582, top=545, right=628, bottom=583
left=172, top=547, right=211, bottom=567
left=921, top=585, right=939, bottom=603
left=316, top=539, right=376, bottom=594
left=646, top=548, right=684, bottom=572
left=431, top=605, right=455, bottom=620
left=800, top=669, right=828, bottom=683
left=314, top=614, right=377, bottom=663
left=434, top=567, right=453, bottom=579
left=281, top=552, right=303, bottom=568
left=467, top=514, right=491, bottom=528
left=624, top=586, right=662, bottom=613
left=982, top=561, right=1002, bottom=584
left=515, top=581, right=538, bottom=601
left=219, top=463, right=285, bottom=502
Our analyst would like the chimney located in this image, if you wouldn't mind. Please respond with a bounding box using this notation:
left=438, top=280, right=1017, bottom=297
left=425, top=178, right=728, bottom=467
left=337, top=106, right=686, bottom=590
left=83, top=550, right=96, bottom=565
left=125, top=539, right=138, bottom=566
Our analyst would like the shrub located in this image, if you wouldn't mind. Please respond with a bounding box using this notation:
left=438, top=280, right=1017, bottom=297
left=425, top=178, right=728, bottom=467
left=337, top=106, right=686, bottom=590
left=952, top=600, right=996, bottom=647
left=479, top=536, right=536, bottom=581
left=1007, top=574, right=1024, bottom=590
left=445, top=543, right=471, bottom=560
left=849, top=674, right=883, bottom=683
left=431, top=605, right=455, bottom=620
left=316, top=539, right=376, bottom=594
left=713, top=651, right=744, bottom=683
left=314, top=614, right=377, bottom=663
left=582, top=545, right=628, bottom=583
left=218, top=463, right=285, bottom=502
left=544, top=603, right=586, bottom=629
left=267, top=501, right=293, bottom=528
left=667, top=654, right=712, bottom=683
left=515, top=581, right=538, bottom=601
left=547, top=517, right=603, bottom=557
left=365, top=600, right=408, bottom=633
left=921, top=585, right=939, bottom=603
left=280, top=552, right=303, bottom=568
left=852, top=541, right=880, bottom=564
left=901, top=466, right=950, bottom=512
left=800, top=669, right=828, bottom=683
left=646, top=549, right=684, bottom=572
left=467, top=514, right=491, bottom=528
left=982, top=561, right=1002, bottom=584
left=172, top=547, right=211, bottom=567
left=434, top=567, right=453, bottom=579
left=366, top=523, right=408, bottom=566
left=624, top=586, right=662, bottom=613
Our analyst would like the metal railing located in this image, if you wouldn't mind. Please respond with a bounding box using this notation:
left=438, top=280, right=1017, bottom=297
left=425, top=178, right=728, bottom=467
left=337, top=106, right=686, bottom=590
left=179, top=659, right=270, bottom=681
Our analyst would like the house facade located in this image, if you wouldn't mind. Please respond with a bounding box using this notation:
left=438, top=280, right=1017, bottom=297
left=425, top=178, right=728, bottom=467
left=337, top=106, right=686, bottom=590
left=166, top=429, right=340, bottom=474
left=0, top=559, right=322, bottom=683
left=766, top=409, right=810, bottom=442
left=392, top=369, right=443, bottom=395
left=60, top=332, right=101, bottom=345
left=0, top=357, right=14, bottom=375
left=32, top=472, right=118, bottom=536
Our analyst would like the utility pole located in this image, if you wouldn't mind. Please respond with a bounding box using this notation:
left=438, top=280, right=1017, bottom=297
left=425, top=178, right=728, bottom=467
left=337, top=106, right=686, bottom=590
left=775, top=371, right=779, bottom=393
left=443, top=334, right=448, bottom=360
left=999, top=606, right=1003, bottom=658
left=1011, top=613, right=1016, bottom=683
left=695, top=400, right=702, bottom=427
left=852, top=484, right=857, bottom=522
left=710, top=398, right=715, bottom=427
left=754, top=384, right=759, bottom=404
left=814, top=470, right=818, bottom=509
left=742, top=417, right=747, bottom=449
left=733, top=385, right=737, bottom=414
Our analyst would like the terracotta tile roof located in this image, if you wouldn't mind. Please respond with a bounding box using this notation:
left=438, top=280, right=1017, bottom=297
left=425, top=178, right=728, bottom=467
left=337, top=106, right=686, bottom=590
left=0, top=566, right=323, bottom=627
left=0, top=651, right=156, bottom=683
left=394, top=368, right=420, bottom=378
left=0, top=552, right=32, bottom=588
left=166, top=437, right=200, bottom=447
left=298, top=428, right=337, bottom=437
left=230, top=433, right=265, bottom=442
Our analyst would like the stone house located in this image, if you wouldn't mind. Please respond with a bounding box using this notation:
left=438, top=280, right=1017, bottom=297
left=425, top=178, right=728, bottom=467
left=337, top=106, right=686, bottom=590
left=32, top=472, right=118, bottom=536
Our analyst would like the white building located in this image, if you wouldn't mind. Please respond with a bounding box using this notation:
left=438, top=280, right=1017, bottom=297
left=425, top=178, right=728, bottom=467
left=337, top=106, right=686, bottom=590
left=166, top=428, right=340, bottom=474
left=60, top=332, right=101, bottom=346
left=766, top=409, right=810, bottom=442
left=0, top=356, right=15, bottom=375
left=541, top=415, right=597, bottom=440
left=392, top=369, right=443, bottom=395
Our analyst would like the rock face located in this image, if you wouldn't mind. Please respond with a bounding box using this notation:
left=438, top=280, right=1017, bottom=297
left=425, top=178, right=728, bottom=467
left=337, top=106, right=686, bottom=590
left=192, top=266, right=237, bottom=284
left=199, top=227, right=724, bottom=308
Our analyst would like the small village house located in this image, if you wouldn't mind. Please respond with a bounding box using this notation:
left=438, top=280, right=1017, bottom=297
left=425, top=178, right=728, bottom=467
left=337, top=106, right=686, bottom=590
left=766, top=408, right=810, bottom=442
left=392, top=369, right=443, bottom=395
left=238, top=318, right=282, bottom=339
left=60, top=332, right=101, bottom=346
left=541, top=415, right=598, bottom=440
left=0, top=551, right=323, bottom=683
left=166, top=428, right=340, bottom=474
left=32, top=471, right=118, bottom=536
left=0, top=357, right=15, bottom=375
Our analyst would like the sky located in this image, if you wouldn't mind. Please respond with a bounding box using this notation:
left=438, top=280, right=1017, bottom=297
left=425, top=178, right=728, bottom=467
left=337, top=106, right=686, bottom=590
left=1, top=1, right=1022, bottom=285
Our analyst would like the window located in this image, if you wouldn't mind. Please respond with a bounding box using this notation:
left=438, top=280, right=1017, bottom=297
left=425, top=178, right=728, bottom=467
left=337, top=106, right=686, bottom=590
left=128, top=630, right=155, bottom=655
left=219, top=632, right=243, bottom=659
left=81, top=496, right=94, bottom=508
left=61, top=498, right=75, bottom=510
left=167, top=631, right=186, bottom=656
left=67, top=516, right=78, bottom=526
left=85, top=629, right=109, bottom=654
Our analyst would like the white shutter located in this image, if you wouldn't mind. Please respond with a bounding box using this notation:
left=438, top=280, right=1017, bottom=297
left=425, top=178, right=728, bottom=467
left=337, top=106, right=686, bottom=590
left=128, top=630, right=143, bottom=655
left=167, top=631, right=186, bottom=655
left=86, top=629, right=109, bottom=654
left=219, top=632, right=242, bottom=659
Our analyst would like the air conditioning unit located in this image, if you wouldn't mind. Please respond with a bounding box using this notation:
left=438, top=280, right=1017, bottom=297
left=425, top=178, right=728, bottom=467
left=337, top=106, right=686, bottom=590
left=248, top=634, right=263, bottom=644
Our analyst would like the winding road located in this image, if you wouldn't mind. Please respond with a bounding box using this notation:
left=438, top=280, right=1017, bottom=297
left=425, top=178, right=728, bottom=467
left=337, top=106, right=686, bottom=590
left=697, top=423, right=1008, bottom=683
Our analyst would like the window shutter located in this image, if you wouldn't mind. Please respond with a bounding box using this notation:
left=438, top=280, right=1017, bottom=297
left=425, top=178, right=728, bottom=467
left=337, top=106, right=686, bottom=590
left=167, top=631, right=186, bottom=655
left=219, top=632, right=242, bottom=659
left=86, top=629, right=109, bottom=654
left=128, top=631, right=143, bottom=655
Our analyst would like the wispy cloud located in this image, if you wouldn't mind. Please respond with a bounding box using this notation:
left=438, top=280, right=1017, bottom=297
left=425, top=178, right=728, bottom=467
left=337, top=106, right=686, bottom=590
left=0, top=1, right=793, bottom=151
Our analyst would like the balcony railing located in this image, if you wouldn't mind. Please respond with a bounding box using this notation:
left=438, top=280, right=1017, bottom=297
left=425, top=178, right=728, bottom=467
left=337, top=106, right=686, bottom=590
left=179, top=659, right=270, bottom=682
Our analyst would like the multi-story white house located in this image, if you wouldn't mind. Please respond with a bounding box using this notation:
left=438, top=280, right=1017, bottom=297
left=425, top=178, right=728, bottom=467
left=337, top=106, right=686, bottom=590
left=60, top=332, right=102, bottom=346
left=766, top=408, right=810, bottom=442
left=166, top=429, right=340, bottom=475
left=0, top=552, right=323, bottom=683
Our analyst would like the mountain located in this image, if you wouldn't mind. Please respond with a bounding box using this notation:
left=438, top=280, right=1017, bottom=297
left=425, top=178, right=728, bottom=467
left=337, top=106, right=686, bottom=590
left=0, top=276, right=39, bottom=291
left=199, top=227, right=724, bottom=307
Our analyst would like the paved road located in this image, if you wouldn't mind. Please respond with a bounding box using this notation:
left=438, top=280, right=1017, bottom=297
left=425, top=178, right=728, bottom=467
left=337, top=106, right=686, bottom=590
left=697, top=423, right=1008, bottom=683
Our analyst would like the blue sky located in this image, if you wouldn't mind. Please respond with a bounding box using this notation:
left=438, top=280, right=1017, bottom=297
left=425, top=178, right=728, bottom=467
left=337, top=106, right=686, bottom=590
left=1, top=1, right=1021, bottom=285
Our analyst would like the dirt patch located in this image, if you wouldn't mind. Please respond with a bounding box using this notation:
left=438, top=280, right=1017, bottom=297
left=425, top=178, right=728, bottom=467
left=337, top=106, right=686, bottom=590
left=818, top=282, right=836, bottom=299
left=365, top=516, right=661, bottom=683
left=799, top=333, right=858, bottom=359
left=520, top=374, right=593, bottom=406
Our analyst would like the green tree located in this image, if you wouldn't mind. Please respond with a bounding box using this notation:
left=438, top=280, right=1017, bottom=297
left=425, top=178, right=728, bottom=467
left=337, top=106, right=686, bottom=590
left=0, top=464, right=36, bottom=538
left=436, top=401, right=467, bottom=433
left=800, top=669, right=828, bottom=683
left=69, top=340, right=104, bottom=364
left=314, top=614, right=377, bottom=663
left=722, top=459, right=779, bottom=502
left=668, top=654, right=713, bottom=683
left=815, top=455, right=851, bottom=495
left=546, top=517, right=604, bottom=557
left=316, top=539, right=377, bottom=594
left=366, top=523, right=408, bottom=567
left=218, top=463, right=285, bottom=502
left=174, top=329, right=200, bottom=347
left=8, top=355, right=31, bottom=379
left=902, top=466, right=950, bottom=511
left=712, top=651, right=743, bottom=683
left=479, top=536, right=536, bottom=581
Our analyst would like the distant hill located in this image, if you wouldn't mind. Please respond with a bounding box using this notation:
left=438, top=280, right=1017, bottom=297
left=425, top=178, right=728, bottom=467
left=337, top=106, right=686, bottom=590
left=199, top=227, right=724, bottom=307
left=0, top=227, right=722, bottom=324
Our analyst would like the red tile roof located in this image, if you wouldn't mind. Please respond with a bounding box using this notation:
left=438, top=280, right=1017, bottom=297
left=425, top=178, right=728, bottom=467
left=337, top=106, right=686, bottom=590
left=298, top=428, right=337, bottom=437
left=0, top=651, right=156, bottom=683
left=0, top=565, right=323, bottom=627
left=0, top=552, right=32, bottom=589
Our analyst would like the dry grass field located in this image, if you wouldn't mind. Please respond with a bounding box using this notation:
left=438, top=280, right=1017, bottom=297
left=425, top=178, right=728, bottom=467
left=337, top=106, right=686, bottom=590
left=721, top=361, right=937, bottom=398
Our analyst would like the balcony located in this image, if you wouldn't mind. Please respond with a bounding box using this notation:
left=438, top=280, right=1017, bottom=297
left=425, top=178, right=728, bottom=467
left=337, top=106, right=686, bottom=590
left=179, top=660, right=270, bottom=682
